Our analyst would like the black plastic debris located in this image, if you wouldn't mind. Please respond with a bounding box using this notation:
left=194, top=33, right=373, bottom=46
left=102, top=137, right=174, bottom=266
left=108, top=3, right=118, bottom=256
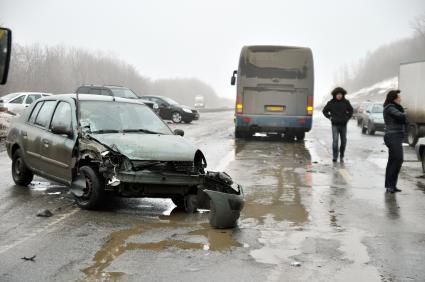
left=21, top=255, right=36, bottom=262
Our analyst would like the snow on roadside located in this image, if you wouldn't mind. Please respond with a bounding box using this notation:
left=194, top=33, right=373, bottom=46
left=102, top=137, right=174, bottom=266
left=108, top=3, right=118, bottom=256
left=349, top=77, right=398, bottom=103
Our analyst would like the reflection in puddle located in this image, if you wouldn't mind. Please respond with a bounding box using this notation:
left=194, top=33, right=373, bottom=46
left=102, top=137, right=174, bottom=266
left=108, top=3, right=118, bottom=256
left=81, top=215, right=241, bottom=281
left=234, top=139, right=312, bottom=225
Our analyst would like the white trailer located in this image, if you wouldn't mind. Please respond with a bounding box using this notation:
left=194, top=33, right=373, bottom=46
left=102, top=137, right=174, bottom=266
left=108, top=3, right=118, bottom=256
left=399, top=61, right=425, bottom=146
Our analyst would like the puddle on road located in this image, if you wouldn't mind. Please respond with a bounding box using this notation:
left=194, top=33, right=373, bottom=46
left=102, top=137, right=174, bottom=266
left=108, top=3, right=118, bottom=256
left=81, top=215, right=240, bottom=281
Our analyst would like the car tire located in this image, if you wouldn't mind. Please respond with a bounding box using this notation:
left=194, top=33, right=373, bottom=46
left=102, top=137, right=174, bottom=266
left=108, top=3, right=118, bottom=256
left=367, top=122, right=375, bottom=135
left=407, top=125, right=419, bottom=147
left=295, top=132, right=305, bottom=141
left=235, top=129, right=250, bottom=139
left=422, top=151, right=425, bottom=173
left=283, top=133, right=295, bottom=141
left=74, top=166, right=105, bottom=210
left=12, top=149, right=34, bottom=186
left=361, top=123, right=367, bottom=134
left=171, top=112, right=182, bottom=123
left=171, top=196, right=185, bottom=210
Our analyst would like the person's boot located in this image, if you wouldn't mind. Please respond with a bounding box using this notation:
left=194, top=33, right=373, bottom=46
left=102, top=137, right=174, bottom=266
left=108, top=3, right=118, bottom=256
left=386, top=187, right=396, bottom=193
left=340, top=157, right=344, bottom=163
left=394, top=188, right=402, bottom=192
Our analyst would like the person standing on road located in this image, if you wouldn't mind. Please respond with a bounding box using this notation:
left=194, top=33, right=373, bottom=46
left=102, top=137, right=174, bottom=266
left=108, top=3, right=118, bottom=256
left=322, top=87, right=353, bottom=163
left=383, top=90, right=407, bottom=193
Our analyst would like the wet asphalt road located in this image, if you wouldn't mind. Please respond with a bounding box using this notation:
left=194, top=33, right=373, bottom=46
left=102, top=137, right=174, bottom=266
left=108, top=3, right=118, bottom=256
left=1, top=111, right=425, bottom=282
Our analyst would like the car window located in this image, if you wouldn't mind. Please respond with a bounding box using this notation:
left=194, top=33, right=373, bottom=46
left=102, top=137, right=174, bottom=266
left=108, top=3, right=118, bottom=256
left=76, top=86, right=90, bottom=94
left=25, top=94, right=41, bottom=105
left=10, top=95, right=25, bottom=104
left=28, top=101, right=43, bottom=124
left=101, top=89, right=112, bottom=96
left=51, top=102, right=72, bottom=130
left=34, top=101, right=57, bottom=128
left=88, top=88, right=102, bottom=95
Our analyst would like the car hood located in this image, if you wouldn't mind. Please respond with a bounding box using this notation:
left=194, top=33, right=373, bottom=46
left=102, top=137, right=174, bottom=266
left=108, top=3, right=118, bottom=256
left=92, top=133, right=198, bottom=161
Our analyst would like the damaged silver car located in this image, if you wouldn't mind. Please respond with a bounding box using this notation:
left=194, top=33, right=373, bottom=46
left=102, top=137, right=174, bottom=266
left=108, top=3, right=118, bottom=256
left=6, top=94, right=244, bottom=228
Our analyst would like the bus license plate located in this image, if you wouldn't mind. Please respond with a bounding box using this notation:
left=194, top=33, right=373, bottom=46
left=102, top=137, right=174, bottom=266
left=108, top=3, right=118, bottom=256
left=266, top=105, right=285, bottom=112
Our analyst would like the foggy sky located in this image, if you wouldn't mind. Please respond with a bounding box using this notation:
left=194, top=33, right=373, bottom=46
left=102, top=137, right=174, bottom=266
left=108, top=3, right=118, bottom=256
left=1, top=0, right=424, bottom=101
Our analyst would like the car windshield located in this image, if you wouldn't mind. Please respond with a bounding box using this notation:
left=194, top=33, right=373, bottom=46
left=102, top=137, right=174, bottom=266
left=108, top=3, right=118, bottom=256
left=110, top=88, right=139, bottom=99
left=372, top=105, right=383, bottom=113
left=162, top=97, right=179, bottom=105
left=0, top=93, right=20, bottom=102
left=80, top=101, right=172, bottom=135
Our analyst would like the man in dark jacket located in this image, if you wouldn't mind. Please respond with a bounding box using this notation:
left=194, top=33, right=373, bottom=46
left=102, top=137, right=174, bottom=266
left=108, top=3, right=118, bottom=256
left=322, top=87, right=353, bottom=162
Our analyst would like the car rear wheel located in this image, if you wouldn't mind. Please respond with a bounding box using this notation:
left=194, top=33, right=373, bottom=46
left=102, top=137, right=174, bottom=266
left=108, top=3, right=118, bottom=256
left=361, top=122, right=367, bottom=134
left=295, top=132, right=305, bottom=141
left=422, top=151, right=425, bottom=173
left=407, top=126, right=418, bottom=147
left=235, top=129, right=250, bottom=139
left=12, top=149, right=34, bottom=186
left=367, top=122, right=375, bottom=135
left=74, top=166, right=105, bottom=210
left=171, top=112, right=182, bottom=123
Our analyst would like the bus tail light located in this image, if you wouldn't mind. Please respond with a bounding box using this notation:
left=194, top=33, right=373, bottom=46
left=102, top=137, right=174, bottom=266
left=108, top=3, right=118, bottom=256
left=307, top=96, right=313, bottom=115
left=236, top=93, right=243, bottom=114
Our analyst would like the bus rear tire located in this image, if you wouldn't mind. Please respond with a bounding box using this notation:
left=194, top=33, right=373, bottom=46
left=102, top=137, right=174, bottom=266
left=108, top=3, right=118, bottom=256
left=296, top=132, right=305, bottom=141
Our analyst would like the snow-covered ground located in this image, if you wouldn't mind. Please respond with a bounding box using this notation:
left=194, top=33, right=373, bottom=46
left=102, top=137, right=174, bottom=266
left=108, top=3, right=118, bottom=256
left=348, top=77, right=398, bottom=103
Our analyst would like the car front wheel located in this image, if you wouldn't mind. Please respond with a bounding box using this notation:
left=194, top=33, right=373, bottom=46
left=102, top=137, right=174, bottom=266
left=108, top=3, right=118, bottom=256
left=12, top=149, right=34, bottom=186
left=74, top=166, right=105, bottom=210
left=171, top=112, right=182, bottom=123
left=422, top=151, right=425, bottom=173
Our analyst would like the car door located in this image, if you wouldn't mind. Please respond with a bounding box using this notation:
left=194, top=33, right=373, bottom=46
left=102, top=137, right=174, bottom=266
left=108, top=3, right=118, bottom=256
left=30, top=100, right=58, bottom=174
left=40, top=101, right=76, bottom=183
left=7, top=94, right=26, bottom=115
left=154, top=98, right=171, bottom=119
left=21, top=101, right=44, bottom=170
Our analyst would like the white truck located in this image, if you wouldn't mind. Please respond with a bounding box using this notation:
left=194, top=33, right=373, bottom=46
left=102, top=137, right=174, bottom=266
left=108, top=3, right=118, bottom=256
left=398, top=61, right=425, bottom=146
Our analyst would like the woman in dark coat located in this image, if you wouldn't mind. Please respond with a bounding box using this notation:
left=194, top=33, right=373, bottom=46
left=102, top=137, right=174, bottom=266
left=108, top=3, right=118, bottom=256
left=383, top=90, right=407, bottom=193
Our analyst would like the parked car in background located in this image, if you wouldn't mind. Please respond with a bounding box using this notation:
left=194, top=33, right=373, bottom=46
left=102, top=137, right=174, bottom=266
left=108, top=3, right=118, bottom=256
left=361, top=103, right=385, bottom=135
left=356, top=101, right=372, bottom=126
left=351, top=102, right=359, bottom=119
left=399, top=61, right=425, bottom=146
left=75, top=85, right=159, bottom=114
left=0, top=92, right=51, bottom=115
left=141, top=95, right=200, bottom=123
left=415, top=138, right=425, bottom=173
left=194, top=95, right=205, bottom=109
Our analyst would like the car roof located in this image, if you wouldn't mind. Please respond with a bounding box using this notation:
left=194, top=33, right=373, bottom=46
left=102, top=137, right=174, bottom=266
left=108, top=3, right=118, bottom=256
left=78, top=85, right=126, bottom=89
left=38, top=93, right=145, bottom=104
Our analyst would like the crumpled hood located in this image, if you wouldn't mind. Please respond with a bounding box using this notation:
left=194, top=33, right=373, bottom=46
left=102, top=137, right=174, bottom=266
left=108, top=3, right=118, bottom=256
left=92, top=133, right=198, bottom=161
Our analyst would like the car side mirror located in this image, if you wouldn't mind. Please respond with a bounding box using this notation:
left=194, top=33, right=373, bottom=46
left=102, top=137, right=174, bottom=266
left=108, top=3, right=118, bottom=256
left=52, top=125, right=73, bottom=138
left=230, top=70, right=237, bottom=86
left=0, top=27, right=12, bottom=85
left=174, top=129, right=184, bottom=136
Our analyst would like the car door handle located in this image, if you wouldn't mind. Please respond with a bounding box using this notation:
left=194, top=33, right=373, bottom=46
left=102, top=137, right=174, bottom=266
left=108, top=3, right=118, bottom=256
left=42, top=139, right=50, bottom=147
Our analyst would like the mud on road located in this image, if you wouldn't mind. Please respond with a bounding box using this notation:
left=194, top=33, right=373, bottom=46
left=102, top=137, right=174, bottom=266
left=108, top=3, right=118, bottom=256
left=1, top=111, right=425, bottom=282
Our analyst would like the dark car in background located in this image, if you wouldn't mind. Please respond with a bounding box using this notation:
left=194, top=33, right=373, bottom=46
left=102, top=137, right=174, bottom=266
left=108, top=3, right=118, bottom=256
left=415, top=137, right=425, bottom=173
left=141, top=95, right=199, bottom=123
left=75, top=85, right=159, bottom=114
left=360, top=102, right=384, bottom=135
